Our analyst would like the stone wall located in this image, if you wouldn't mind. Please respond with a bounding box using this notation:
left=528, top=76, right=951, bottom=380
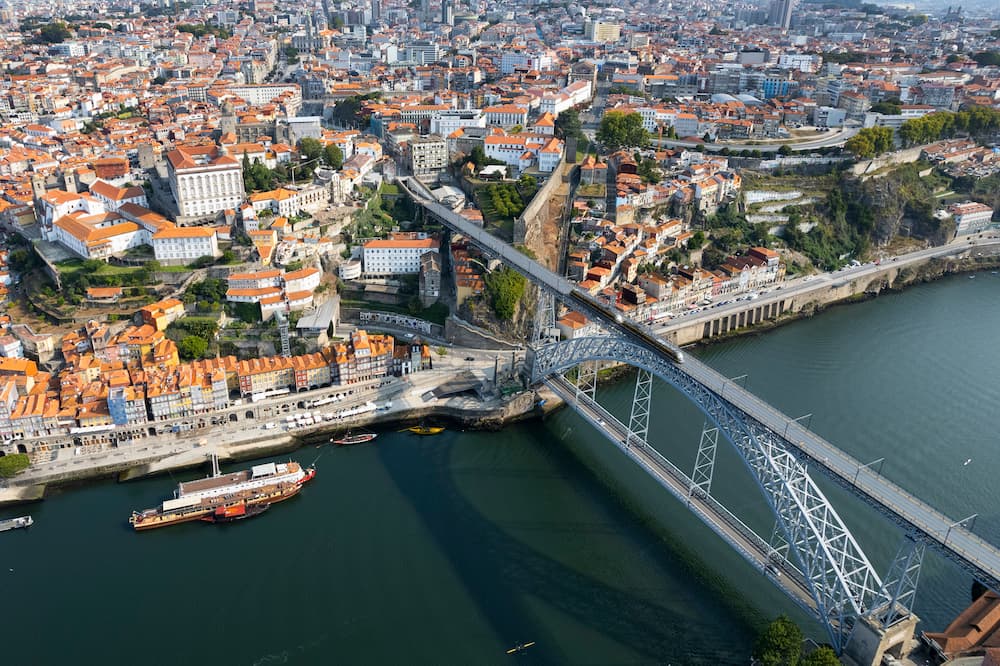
left=514, top=156, right=567, bottom=246
left=851, top=147, right=923, bottom=176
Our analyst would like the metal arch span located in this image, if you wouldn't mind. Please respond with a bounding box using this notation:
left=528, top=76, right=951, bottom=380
left=529, top=336, right=882, bottom=650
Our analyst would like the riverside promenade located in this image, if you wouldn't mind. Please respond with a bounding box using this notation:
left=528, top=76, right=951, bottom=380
left=0, top=350, right=539, bottom=506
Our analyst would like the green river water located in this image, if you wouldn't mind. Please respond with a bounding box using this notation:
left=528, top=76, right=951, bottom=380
left=3, top=273, right=999, bottom=665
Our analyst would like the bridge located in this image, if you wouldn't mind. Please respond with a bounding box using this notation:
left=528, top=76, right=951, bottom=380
left=399, top=177, right=1000, bottom=661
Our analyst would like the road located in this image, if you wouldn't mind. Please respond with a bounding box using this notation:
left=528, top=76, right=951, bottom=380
left=578, top=83, right=858, bottom=153
left=677, top=351, right=1000, bottom=593
left=544, top=373, right=818, bottom=614
left=650, top=125, right=859, bottom=153
left=406, top=181, right=1000, bottom=595
left=654, top=235, right=997, bottom=336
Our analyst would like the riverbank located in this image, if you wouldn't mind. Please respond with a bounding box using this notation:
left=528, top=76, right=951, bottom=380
left=0, top=389, right=541, bottom=507
left=675, top=250, right=1000, bottom=349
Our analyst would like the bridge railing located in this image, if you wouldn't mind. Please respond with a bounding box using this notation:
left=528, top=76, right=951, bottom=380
left=546, top=374, right=811, bottom=594
left=683, top=354, right=1000, bottom=589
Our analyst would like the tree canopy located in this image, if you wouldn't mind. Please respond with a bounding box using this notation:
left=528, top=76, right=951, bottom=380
left=800, top=647, right=840, bottom=666
left=752, top=615, right=803, bottom=666
left=178, top=335, right=209, bottom=360
left=298, top=137, right=324, bottom=162
left=845, top=126, right=894, bottom=158
left=898, top=107, right=1000, bottom=146
left=484, top=266, right=526, bottom=321
left=323, top=143, right=344, bottom=169
left=869, top=98, right=902, bottom=115
left=596, top=111, right=649, bottom=150
left=972, top=51, right=1000, bottom=67
left=0, top=453, right=30, bottom=478
left=36, top=21, right=72, bottom=44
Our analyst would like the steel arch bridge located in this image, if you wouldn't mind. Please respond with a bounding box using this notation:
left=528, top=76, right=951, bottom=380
left=528, top=335, right=915, bottom=652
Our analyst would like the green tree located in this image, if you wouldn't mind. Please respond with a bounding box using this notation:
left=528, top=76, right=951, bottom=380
left=972, top=51, right=1000, bottom=67
left=690, top=231, right=706, bottom=247
left=637, top=157, right=660, bottom=184
left=484, top=266, right=526, bottom=321
left=870, top=99, right=902, bottom=115
left=0, top=453, right=30, bottom=477
left=554, top=108, right=582, bottom=140
left=298, top=137, right=324, bottom=163
left=753, top=615, right=803, bottom=666
left=37, top=21, right=72, bottom=43
left=470, top=144, right=487, bottom=169
left=323, top=143, right=344, bottom=169
left=800, top=647, right=839, bottom=666
left=845, top=126, right=893, bottom=158
left=778, top=144, right=793, bottom=156
left=596, top=111, right=649, bottom=150
left=178, top=335, right=209, bottom=360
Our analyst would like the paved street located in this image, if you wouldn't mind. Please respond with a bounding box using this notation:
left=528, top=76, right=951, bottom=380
left=653, top=234, right=999, bottom=336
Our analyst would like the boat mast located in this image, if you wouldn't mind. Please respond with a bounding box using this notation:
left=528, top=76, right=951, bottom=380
left=211, top=453, right=220, bottom=478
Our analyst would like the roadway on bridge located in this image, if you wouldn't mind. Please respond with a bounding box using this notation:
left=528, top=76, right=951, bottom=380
left=543, top=373, right=817, bottom=613
left=402, top=177, right=1000, bottom=594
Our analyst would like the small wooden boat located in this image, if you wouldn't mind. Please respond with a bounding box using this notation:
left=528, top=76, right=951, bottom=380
left=331, top=431, right=378, bottom=446
left=404, top=424, right=445, bottom=435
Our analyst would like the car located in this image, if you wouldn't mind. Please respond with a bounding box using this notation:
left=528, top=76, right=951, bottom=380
left=465, top=356, right=475, bottom=362
left=597, top=419, right=605, bottom=426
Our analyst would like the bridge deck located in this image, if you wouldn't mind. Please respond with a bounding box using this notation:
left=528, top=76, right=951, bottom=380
left=544, top=374, right=817, bottom=614
left=402, top=176, right=1000, bottom=593
left=682, top=356, right=1000, bottom=591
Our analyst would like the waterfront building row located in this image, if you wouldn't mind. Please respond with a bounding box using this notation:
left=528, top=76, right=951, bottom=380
left=0, top=330, right=429, bottom=453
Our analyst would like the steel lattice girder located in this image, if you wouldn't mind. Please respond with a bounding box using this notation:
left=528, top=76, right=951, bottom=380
left=530, top=336, right=883, bottom=650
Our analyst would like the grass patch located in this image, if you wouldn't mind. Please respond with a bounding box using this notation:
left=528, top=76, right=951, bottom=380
left=55, top=259, right=145, bottom=278
left=577, top=183, right=606, bottom=198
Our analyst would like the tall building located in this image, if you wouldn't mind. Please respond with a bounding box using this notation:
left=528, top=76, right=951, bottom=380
left=769, top=0, right=793, bottom=30
left=584, top=20, right=621, bottom=43
left=441, top=0, right=454, bottom=25
left=370, top=0, right=380, bottom=22
left=409, top=135, right=448, bottom=180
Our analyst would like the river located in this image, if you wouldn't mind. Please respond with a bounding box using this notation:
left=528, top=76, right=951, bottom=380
left=2, top=273, right=998, bottom=665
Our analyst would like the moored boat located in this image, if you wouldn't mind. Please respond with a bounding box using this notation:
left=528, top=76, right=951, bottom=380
left=0, top=515, right=33, bottom=532
left=204, top=501, right=270, bottom=523
left=405, top=425, right=445, bottom=436
left=129, top=456, right=315, bottom=531
left=331, top=431, right=378, bottom=446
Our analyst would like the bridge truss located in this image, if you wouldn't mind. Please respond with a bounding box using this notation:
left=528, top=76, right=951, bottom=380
left=529, top=335, right=916, bottom=652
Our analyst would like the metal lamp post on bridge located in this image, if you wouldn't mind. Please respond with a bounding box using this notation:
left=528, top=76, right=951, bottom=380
left=853, top=457, right=886, bottom=486
left=720, top=373, right=749, bottom=399
left=783, top=413, right=813, bottom=439
left=945, top=514, right=978, bottom=546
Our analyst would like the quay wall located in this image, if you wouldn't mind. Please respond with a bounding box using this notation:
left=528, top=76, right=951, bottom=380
left=0, top=391, right=539, bottom=507
left=662, top=248, right=1000, bottom=347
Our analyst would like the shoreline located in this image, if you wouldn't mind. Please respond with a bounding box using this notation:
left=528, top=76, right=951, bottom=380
left=4, top=251, right=996, bottom=509
left=686, top=252, right=1000, bottom=349
left=0, top=390, right=542, bottom=507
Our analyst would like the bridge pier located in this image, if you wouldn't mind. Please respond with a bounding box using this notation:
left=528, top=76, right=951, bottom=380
left=843, top=614, right=919, bottom=666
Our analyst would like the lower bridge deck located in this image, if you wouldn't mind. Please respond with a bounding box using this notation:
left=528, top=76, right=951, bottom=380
left=544, top=374, right=819, bottom=615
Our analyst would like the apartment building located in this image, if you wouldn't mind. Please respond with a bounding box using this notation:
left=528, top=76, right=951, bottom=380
left=949, top=202, right=995, bottom=236
left=363, top=236, right=440, bottom=275
left=409, top=135, right=448, bottom=179
left=151, top=226, right=220, bottom=264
